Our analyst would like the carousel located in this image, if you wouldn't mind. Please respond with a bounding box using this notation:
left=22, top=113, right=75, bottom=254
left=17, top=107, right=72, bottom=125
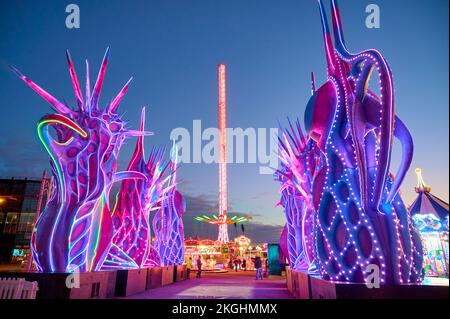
left=409, top=169, right=449, bottom=277
left=184, top=238, right=235, bottom=272
left=184, top=235, right=268, bottom=272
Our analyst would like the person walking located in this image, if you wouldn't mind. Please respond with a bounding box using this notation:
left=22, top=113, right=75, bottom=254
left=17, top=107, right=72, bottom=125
left=254, top=256, right=262, bottom=280
left=264, top=258, right=269, bottom=278
left=228, top=258, right=233, bottom=270
left=196, top=257, right=202, bottom=278
left=234, top=258, right=239, bottom=272
left=242, top=259, right=247, bottom=271
left=186, top=257, right=193, bottom=279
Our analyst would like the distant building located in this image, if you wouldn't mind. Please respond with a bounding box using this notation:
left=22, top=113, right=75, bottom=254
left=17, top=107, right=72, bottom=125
left=0, top=177, right=47, bottom=264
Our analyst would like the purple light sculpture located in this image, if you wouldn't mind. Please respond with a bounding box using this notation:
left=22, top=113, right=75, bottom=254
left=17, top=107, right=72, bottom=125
left=13, top=48, right=185, bottom=272
left=276, top=0, right=423, bottom=284
left=104, top=108, right=167, bottom=269
left=152, top=149, right=186, bottom=266
left=275, top=119, right=322, bottom=274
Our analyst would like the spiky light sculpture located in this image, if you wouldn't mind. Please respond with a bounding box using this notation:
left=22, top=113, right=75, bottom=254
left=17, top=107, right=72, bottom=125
left=103, top=107, right=169, bottom=269
left=275, top=119, right=322, bottom=273
left=12, top=48, right=177, bottom=272
left=152, top=152, right=186, bottom=266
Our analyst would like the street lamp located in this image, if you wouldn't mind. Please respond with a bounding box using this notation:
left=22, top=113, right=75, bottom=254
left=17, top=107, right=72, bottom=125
left=0, top=196, right=18, bottom=204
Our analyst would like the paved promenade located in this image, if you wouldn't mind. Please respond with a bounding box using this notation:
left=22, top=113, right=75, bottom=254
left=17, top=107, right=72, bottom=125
left=123, top=270, right=293, bottom=299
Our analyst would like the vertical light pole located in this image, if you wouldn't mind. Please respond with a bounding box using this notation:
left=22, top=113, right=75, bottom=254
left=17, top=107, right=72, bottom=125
left=217, top=64, right=229, bottom=244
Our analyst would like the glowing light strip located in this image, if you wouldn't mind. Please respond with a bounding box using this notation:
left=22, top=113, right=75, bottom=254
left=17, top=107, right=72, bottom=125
left=37, top=115, right=87, bottom=272
left=218, top=64, right=229, bottom=243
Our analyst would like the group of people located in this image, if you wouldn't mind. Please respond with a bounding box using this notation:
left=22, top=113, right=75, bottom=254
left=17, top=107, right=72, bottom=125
left=252, top=256, right=267, bottom=280
left=230, top=256, right=268, bottom=279
left=229, top=258, right=247, bottom=271
left=186, top=257, right=202, bottom=279
left=185, top=255, right=268, bottom=280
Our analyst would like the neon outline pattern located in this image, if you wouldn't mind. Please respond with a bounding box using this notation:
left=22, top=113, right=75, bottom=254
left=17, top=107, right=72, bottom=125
left=276, top=0, right=423, bottom=284
left=12, top=48, right=185, bottom=272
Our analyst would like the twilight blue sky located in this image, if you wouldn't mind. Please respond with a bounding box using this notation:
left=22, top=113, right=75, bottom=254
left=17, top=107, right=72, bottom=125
left=0, top=0, right=448, bottom=242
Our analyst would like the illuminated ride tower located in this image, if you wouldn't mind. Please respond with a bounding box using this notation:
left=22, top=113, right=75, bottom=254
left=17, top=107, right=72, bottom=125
left=217, top=64, right=228, bottom=243
left=194, top=64, right=250, bottom=244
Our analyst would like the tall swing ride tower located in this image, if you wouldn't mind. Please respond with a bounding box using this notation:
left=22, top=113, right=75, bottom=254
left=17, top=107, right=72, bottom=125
left=217, top=64, right=229, bottom=243
left=194, top=64, right=250, bottom=244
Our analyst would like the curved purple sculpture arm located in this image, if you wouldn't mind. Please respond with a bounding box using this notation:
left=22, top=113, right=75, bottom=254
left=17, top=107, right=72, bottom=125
left=362, top=92, right=414, bottom=203
left=388, top=116, right=413, bottom=202
left=317, top=0, right=337, bottom=76
left=329, top=0, right=395, bottom=211
left=279, top=2, right=423, bottom=285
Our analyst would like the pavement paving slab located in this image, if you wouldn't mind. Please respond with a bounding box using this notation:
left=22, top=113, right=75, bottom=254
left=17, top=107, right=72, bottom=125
left=121, top=271, right=293, bottom=299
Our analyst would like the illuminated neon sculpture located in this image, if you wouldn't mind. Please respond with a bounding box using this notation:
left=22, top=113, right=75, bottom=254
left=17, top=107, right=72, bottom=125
left=275, top=118, right=322, bottom=274
left=276, top=0, right=423, bottom=284
left=13, top=48, right=184, bottom=272
left=104, top=108, right=166, bottom=269
left=152, top=155, right=186, bottom=266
